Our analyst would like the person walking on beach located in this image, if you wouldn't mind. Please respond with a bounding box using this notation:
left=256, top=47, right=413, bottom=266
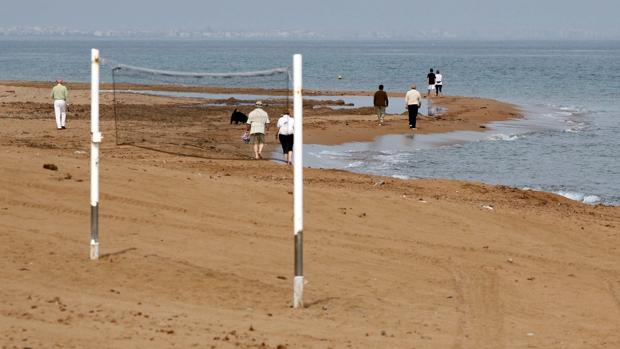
left=246, top=101, right=270, bottom=160
left=405, top=84, right=422, bottom=130
left=51, top=79, right=69, bottom=130
left=435, top=70, right=443, bottom=96
left=276, top=111, right=294, bottom=165
left=426, top=68, right=436, bottom=98
left=373, top=84, right=389, bottom=126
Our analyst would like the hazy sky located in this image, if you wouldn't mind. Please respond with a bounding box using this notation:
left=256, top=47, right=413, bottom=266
left=4, top=0, right=620, bottom=38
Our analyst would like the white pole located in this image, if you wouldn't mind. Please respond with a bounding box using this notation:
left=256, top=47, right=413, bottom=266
left=292, top=54, right=304, bottom=308
left=90, top=48, right=102, bottom=260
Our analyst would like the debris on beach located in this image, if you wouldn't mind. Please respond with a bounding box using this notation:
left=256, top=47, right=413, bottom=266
left=481, top=204, right=494, bottom=210
left=43, top=163, right=58, bottom=171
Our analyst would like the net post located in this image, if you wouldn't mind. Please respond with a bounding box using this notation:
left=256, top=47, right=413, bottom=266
left=292, top=54, right=304, bottom=309
left=90, top=48, right=102, bottom=260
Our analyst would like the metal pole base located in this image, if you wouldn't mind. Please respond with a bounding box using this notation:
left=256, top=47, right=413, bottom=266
left=293, top=276, right=304, bottom=308
left=90, top=240, right=99, bottom=260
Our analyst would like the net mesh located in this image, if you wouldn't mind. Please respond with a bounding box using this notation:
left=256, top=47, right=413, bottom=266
left=109, top=61, right=290, bottom=159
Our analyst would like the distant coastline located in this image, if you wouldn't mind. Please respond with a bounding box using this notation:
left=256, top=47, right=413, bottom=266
left=1, top=27, right=619, bottom=41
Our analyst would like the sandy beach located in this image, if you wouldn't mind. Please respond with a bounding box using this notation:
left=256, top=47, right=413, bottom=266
left=1, top=81, right=619, bottom=348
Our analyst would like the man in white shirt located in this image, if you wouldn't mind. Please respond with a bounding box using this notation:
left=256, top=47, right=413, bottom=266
left=435, top=70, right=443, bottom=96
left=276, top=111, right=294, bottom=165
left=246, top=101, right=270, bottom=159
left=405, top=84, right=422, bottom=130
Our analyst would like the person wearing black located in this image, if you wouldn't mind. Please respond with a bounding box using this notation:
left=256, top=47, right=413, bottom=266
left=426, top=68, right=436, bottom=98
left=405, top=84, right=422, bottom=130
left=276, top=111, right=294, bottom=165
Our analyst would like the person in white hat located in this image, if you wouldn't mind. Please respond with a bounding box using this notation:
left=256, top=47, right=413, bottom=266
left=245, top=101, right=270, bottom=159
left=50, top=79, right=69, bottom=129
left=405, top=84, right=422, bottom=130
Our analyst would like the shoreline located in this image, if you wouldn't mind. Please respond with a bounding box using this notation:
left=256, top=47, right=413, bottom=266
left=0, top=80, right=522, bottom=146
left=0, top=80, right=610, bottom=205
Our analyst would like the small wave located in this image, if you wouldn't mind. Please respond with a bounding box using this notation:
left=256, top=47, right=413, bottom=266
left=583, top=195, right=602, bottom=205
left=375, top=153, right=409, bottom=164
left=554, top=111, right=575, bottom=117
left=563, top=120, right=588, bottom=133
left=555, top=191, right=601, bottom=205
left=487, top=133, right=520, bottom=141
left=547, top=104, right=588, bottom=114
left=392, top=174, right=410, bottom=180
left=345, top=161, right=365, bottom=168
left=310, top=150, right=351, bottom=159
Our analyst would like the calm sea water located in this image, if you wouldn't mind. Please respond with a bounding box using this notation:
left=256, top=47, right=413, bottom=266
left=1, top=39, right=618, bottom=205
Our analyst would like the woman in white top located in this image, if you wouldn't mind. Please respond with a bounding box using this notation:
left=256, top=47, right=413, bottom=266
left=276, top=112, right=294, bottom=165
left=435, top=70, right=443, bottom=96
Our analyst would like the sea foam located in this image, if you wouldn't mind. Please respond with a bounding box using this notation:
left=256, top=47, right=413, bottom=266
left=556, top=191, right=601, bottom=205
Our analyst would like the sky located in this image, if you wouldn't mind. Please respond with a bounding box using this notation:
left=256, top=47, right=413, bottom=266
left=3, top=0, right=620, bottom=39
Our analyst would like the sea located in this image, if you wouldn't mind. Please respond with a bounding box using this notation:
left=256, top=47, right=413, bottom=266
left=1, top=38, right=618, bottom=205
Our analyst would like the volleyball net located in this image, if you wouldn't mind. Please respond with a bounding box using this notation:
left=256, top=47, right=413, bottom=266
left=109, top=61, right=290, bottom=159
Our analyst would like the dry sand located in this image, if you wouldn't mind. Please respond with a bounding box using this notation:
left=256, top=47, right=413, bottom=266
left=1, top=82, right=619, bottom=348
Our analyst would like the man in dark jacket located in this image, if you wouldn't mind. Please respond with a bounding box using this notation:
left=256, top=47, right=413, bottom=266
left=373, top=84, right=389, bottom=126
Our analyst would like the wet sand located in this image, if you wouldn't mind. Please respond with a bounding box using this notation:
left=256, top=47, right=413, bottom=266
left=0, top=81, right=521, bottom=146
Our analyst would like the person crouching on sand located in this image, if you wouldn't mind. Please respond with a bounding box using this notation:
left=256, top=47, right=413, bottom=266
left=405, top=84, right=422, bottom=130
left=276, top=111, right=294, bottom=165
left=373, top=84, right=389, bottom=126
left=246, top=101, right=270, bottom=160
left=51, top=79, right=69, bottom=130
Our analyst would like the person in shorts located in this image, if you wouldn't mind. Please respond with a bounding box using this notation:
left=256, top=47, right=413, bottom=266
left=246, top=101, right=270, bottom=159
left=426, top=68, right=436, bottom=98
left=276, top=111, right=294, bottom=165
